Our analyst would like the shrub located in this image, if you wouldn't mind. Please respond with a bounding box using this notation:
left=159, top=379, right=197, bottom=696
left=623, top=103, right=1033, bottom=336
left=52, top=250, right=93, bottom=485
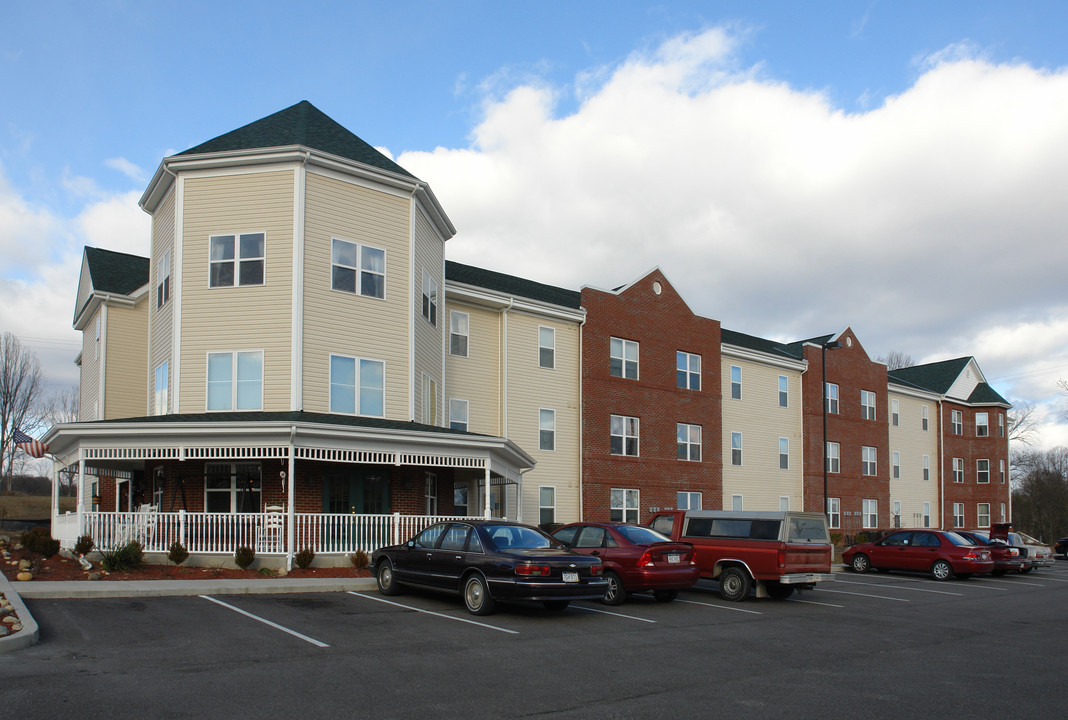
left=294, top=547, right=315, bottom=569
left=74, top=535, right=95, bottom=555
left=167, top=541, right=189, bottom=566
left=828, top=532, right=843, bottom=547
left=21, top=526, right=61, bottom=559
left=349, top=549, right=369, bottom=571
left=234, top=546, right=255, bottom=570
left=100, top=541, right=144, bottom=572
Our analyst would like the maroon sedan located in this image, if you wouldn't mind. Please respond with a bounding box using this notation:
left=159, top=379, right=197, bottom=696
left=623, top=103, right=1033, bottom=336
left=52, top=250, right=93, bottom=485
left=552, top=522, right=699, bottom=604
left=843, top=529, right=994, bottom=580
left=954, top=530, right=1026, bottom=576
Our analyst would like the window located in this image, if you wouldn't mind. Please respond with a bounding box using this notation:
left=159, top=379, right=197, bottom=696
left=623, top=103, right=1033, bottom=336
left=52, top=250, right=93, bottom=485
left=731, top=432, right=743, bottom=466
left=952, top=457, right=964, bottom=483
left=923, top=455, right=930, bottom=482
left=329, top=355, right=385, bottom=416
left=826, top=442, right=840, bottom=473
left=923, top=502, right=931, bottom=528
left=998, top=413, right=1005, bottom=437
left=825, top=383, right=839, bottom=414
left=892, top=501, right=901, bottom=528
left=539, top=486, right=556, bottom=526
left=422, top=375, right=438, bottom=425
left=999, top=503, right=1006, bottom=522
left=610, top=415, right=639, bottom=456
left=157, top=250, right=171, bottom=308
left=677, top=491, right=702, bottom=510
left=891, top=399, right=899, bottom=427
left=921, top=405, right=929, bottom=431
left=450, top=312, right=469, bottom=357
left=778, top=375, right=788, bottom=407
left=449, top=399, right=468, bottom=431
left=862, top=446, right=877, bottom=477
left=892, top=451, right=900, bottom=479
left=731, top=494, right=743, bottom=511
left=152, top=467, right=164, bottom=509
left=977, top=503, right=991, bottom=528
left=780, top=496, right=790, bottom=512
left=730, top=365, right=742, bottom=399
left=976, top=412, right=989, bottom=437
left=210, top=233, right=264, bottom=287
left=827, top=498, right=841, bottom=529
left=205, top=462, right=261, bottom=513
left=610, top=488, right=639, bottom=523
left=207, top=351, right=263, bottom=411
left=677, top=351, right=701, bottom=390
left=539, top=409, right=556, bottom=451
left=421, top=268, right=438, bottom=325
left=862, top=499, right=878, bottom=529
left=331, top=239, right=385, bottom=298
left=425, top=473, right=438, bottom=515
left=951, top=410, right=963, bottom=435
left=453, top=486, right=469, bottom=516
left=1000, top=459, right=1006, bottom=484
left=677, top=423, right=702, bottom=461
left=539, top=327, right=555, bottom=369
left=154, top=361, right=168, bottom=416
left=977, top=459, right=990, bottom=483
left=861, top=390, right=876, bottom=420
left=610, top=338, right=638, bottom=379
left=779, top=438, right=789, bottom=470
left=953, top=502, right=965, bottom=528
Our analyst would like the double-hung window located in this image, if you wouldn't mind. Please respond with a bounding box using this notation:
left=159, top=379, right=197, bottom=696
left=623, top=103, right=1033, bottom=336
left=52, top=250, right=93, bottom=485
left=975, top=412, right=989, bottom=437
left=825, top=383, right=839, bottom=414
left=610, top=338, right=638, bottom=379
left=998, top=413, right=1005, bottom=437
left=923, top=502, right=931, bottom=527
left=450, top=312, right=470, bottom=357
left=331, top=239, right=385, bottom=298
left=779, top=438, right=789, bottom=470
left=952, top=457, right=964, bottom=483
left=861, top=390, right=876, bottom=420
left=210, top=233, right=264, bottom=287
left=778, top=375, right=789, bottom=407
left=205, top=462, right=261, bottom=513
left=826, top=442, right=840, bottom=473
left=891, top=399, right=899, bottom=426
left=154, top=361, right=168, bottom=416
left=923, top=455, right=930, bottom=481
left=677, top=351, right=700, bottom=390
left=539, top=487, right=556, bottom=525
left=731, top=432, right=743, bottom=466
left=539, top=409, right=556, bottom=451
left=730, top=365, right=742, bottom=399
left=976, top=459, right=990, bottom=483
left=539, top=327, right=555, bottom=369
left=827, top=498, right=841, bottom=529
left=207, top=351, right=263, bottom=411
left=677, top=491, right=702, bottom=510
left=977, top=503, right=991, bottom=527
left=861, top=446, right=877, bottom=476
left=862, top=499, right=878, bottom=529
left=953, top=502, right=965, bottom=528
left=676, top=423, right=701, bottom=461
left=892, top=451, right=901, bottom=479
left=329, top=355, right=385, bottom=417
left=610, top=488, right=639, bottom=523
left=951, top=410, right=963, bottom=435
left=610, top=415, right=639, bottom=456
left=421, top=269, right=438, bottom=325
left=157, top=250, right=171, bottom=308
left=921, top=405, right=929, bottom=431
left=449, top=399, right=468, bottom=431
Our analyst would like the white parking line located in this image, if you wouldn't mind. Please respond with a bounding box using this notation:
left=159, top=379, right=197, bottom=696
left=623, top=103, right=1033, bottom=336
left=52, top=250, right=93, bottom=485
left=347, top=592, right=519, bottom=635
left=677, top=599, right=763, bottom=615
left=571, top=605, right=657, bottom=623
left=976, top=577, right=1045, bottom=588
left=834, top=579, right=962, bottom=596
left=791, top=598, right=845, bottom=608
left=818, top=588, right=910, bottom=602
left=1032, top=574, right=1068, bottom=583
left=199, top=595, right=329, bottom=647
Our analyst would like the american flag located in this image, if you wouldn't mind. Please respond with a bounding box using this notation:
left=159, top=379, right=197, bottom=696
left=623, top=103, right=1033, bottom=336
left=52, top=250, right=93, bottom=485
left=12, top=428, right=49, bottom=459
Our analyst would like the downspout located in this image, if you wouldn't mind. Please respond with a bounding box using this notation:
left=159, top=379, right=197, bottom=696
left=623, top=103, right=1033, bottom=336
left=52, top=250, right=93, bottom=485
left=578, top=312, right=586, bottom=521
left=500, top=298, right=513, bottom=519
left=938, top=399, right=945, bottom=530
left=287, top=425, right=296, bottom=570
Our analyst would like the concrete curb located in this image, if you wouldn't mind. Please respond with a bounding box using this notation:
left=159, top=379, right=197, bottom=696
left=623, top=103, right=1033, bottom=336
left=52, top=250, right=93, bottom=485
left=0, top=572, right=40, bottom=654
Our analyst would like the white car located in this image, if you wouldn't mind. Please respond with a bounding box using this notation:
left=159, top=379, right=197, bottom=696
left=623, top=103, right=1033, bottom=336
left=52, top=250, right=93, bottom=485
left=987, top=524, right=1055, bottom=571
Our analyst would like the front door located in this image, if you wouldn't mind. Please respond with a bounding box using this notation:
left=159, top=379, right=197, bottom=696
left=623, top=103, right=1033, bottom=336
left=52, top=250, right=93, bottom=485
left=322, top=468, right=391, bottom=550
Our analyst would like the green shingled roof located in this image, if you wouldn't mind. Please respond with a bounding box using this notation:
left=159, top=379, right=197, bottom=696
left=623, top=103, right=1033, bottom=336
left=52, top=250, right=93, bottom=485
left=888, top=357, right=972, bottom=394
left=85, top=246, right=150, bottom=295
left=446, top=261, right=582, bottom=309
left=720, top=328, right=803, bottom=360
left=178, top=100, right=416, bottom=180
left=968, top=383, right=1010, bottom=405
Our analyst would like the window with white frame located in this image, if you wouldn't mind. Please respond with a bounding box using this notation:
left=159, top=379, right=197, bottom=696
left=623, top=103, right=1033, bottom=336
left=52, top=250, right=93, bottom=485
left=779, top=496, right=790, bottom=512
left=1000, top=459, right=1006, bottom=483
left=923, top=455, right=930, bottom=481
left=422, top=375, right=438, bottom=425
left=610, top=337, right=638, bottom=379
left=731, top=432, right=743, bottom=466
left=539, top=326, right=555, bottom=369
left=975, top=412, right=989, bottom=437
left=154, top=361, right=168, bottom=416
left=778, top=375, right=789, bottom=407
left=861, top=390, right=876, bottom=420
left=779, top=438, right=789, bottom=470
left=677, top=423, right=701, bottom=461
left=610, top=415, right=639, bottom=456
left=450, top=312, right=469, bottom=357
left=210, top=233, right=264, bottom=287
left=825, top=383, right=839, bottom=414
left=892, top=451, right=900, bottom=479
left=331, top=238, right=385, bottom=298
left=976, top=459, right=990, bottom=483
left=205, top=462, right=261, bottom=513
left=891, top=398, right=899, bottom=426
left=539, top=409, right=556, bottom=451
left=923, top=502, right=931, bottom=528
left=539, top=486, right=556, bottom=526
left=952, top=457, right=964, bottom=483
left=677, top=351, right=701, bottom=390
left=921, top=405, right=929, bottom=431
left=892, top=501, right=901, bottom=528
left=977, top=502, right=991, bottom=527
left=998, top=413, right=1005, bottom=437
left=732, top=494, right=743, bottom=511
left=677, top=491, right=702, bottom=510
left=953, top=502, right=965, bottom=528
left=862, top=499, right=878, bottom=529
left=449, top=399, right=468, bottom=431
left=610, top=488, right=639, bottom=523
left=207, top=351, right=263, bottom=411
left=329, top=355, right=385, bottom=416
left=951, top=410, right=963, bottom=435
left=730, top=365, right=742, bottom=399
left=862, top=446, right=877, bottom=476
left=827, top=497, right=841, bottom=529
left=157, top=249, right=171, bottom=308
left=999, top=502, right=1006, bottom=522
left=826, top=441, right=840, bottom=473
left=454, top=485, right=469, bottom=516
left=152, top=467, right=164, bottom=509
left=425, top=473, right=438, bottom=515
left=421, top=268, right=438, bottom=325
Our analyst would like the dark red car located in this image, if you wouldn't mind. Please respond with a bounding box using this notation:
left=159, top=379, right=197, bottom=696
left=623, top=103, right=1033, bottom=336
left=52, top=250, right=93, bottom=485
left=954, top=530, right=1026, bottom=576
left=552, top=522, right=699, bottom=604
left=843, top=529, right=994, bottom=580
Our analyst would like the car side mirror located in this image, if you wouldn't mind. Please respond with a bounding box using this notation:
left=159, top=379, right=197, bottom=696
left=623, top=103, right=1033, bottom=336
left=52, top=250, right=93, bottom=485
left=406, top=540, right=416, bottom=549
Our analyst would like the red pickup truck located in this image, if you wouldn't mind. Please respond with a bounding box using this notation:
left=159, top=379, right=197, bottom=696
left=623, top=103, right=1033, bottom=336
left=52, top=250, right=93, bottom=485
left=648, top=510, right=834, bottom=601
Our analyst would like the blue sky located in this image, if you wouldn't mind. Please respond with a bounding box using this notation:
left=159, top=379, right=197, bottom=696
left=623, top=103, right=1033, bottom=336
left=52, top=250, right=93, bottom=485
left=3, top=1, right=1068, bottom=447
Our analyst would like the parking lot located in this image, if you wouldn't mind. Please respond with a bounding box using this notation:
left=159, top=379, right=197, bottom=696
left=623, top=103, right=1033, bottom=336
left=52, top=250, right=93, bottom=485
left=6, top=562, right=1068, bottom=719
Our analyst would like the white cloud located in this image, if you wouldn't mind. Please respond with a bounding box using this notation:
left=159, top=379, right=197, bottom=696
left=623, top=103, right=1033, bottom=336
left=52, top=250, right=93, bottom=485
left=105, top=157, right=147, bottom=184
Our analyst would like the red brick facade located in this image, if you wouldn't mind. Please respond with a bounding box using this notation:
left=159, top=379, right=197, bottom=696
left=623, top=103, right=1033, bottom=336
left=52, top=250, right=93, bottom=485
left=941, top=402, right=1011, bottom=528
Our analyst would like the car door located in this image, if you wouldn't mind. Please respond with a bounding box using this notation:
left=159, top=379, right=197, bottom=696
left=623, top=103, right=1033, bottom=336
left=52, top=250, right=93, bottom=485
left=868, top=531, right=911, bottom=569
left=397, top=522, right=447, bottom=585
left=569, top=525, right=608, bottom=560
left=425, top=523, right=473, bottom=590
left=909, top=532, right=942, bottom=570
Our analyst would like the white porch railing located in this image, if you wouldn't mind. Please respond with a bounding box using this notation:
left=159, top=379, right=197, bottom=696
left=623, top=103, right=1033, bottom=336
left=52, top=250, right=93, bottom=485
left=71, top=511, right=484, bottom=556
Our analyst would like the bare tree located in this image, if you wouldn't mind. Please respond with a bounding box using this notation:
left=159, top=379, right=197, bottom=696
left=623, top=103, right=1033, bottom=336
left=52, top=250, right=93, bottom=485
left=1, top=332, right=45, bottom=490
left=879, top=350, right=914, bottom=371
left=45, top=386, right=80, bottom=496
left=1007, top=400, right=1040, bottom=447
left=1011, top=447, right=1068, bottom=542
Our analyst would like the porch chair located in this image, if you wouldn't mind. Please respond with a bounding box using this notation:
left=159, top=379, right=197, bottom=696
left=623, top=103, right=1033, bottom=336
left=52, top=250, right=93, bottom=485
left=258, top=505, right=285, bottom=553
left=136, top=504, right=159, bottom=548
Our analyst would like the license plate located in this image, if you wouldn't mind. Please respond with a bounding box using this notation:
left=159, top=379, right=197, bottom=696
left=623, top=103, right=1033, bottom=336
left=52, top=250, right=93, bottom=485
left=667, top=553, right=681, bottom=564
left=562, top=572, right=579, bottom=583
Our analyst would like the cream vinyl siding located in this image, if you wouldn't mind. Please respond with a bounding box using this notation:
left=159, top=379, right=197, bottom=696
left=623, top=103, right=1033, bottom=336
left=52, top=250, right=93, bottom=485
left=79, top=308, right=102, bottom=422
left=302, top=171, right=411, bottom=418
left=888, top=389, right=940, bottom=528
left=412, top=208, right=444, bottom=424
left=444, top=301, right=501, bottom=435
left=149, top=187, right=175, bottom=412
left=103, top=302, right=148, bottom=419
left=721, top=355, right=804, bottom=510
left=179, top=170, right=294, bottom=412
left=505, top=311, right=582, bottom=524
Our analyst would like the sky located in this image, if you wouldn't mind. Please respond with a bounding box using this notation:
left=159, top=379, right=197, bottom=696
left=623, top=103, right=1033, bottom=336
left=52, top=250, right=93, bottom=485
left=2, top=1, right=1067, bottom=449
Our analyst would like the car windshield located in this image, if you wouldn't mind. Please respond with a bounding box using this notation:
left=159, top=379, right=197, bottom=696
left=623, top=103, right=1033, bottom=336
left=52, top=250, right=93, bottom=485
left=943, top=532, right=972, bottom=546
left=616, top=525, right=670, bottom=545
left=787, top=517, right=830, bottom=543
left=485, top=525, right=553, bottom=550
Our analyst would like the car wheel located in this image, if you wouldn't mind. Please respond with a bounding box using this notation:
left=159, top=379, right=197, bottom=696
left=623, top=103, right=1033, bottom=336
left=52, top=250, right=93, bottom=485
left=719, top=567, right=752, bottom=602
left=765, top=581, right=794, bottom=599
left=376, top=559, right=402, bottom=596
left=543, top=600, right=569, bottom=612
left=931, top=560, right=953, bottom=581
left=1020, top=566, right=1033, bottom=574
left=653, top=589, right=679, bottom=603
left=601, top=571, right=627, bottom=606
left=463, top=574, right=496, bottom=616
left=851, top=554, right=871, bottom=573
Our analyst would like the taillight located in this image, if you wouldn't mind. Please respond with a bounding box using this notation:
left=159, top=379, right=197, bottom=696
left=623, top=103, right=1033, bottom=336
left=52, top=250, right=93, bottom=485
left=777, top=548, right=786, bottom=569
left=590, top=564, right=603, bottom=576
left=1008, top=548, right=1019, bottom=557
left=638, top=550, right=654, bottom=567
left=515, top=563, right=551, bottom=576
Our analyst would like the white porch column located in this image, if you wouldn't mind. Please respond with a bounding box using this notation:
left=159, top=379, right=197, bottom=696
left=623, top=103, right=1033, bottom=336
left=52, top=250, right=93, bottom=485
left=286, top=436, right=296, bottom=570
left=484, top=464, right=491, bottom=520
left=76, top=451, right=85, bottom=538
